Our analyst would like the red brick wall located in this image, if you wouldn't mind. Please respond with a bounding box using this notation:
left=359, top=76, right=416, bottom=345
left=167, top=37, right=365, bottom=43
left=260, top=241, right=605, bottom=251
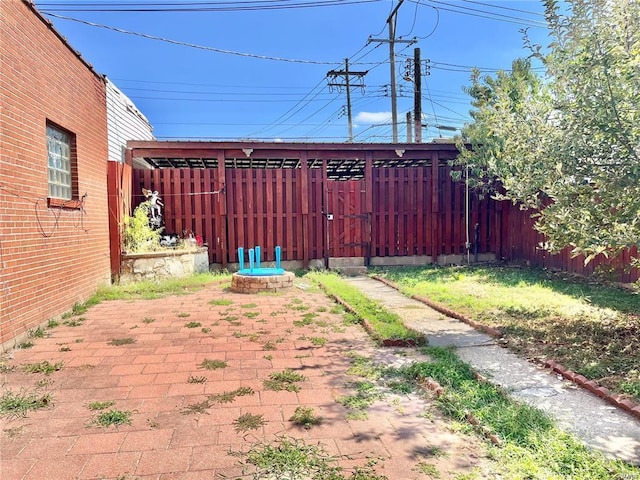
left=0, top=1, right=111, bottom=348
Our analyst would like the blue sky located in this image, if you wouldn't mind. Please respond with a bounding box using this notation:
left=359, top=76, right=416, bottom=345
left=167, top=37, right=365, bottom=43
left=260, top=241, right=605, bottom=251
left=35, top=0, right=549, bottom=142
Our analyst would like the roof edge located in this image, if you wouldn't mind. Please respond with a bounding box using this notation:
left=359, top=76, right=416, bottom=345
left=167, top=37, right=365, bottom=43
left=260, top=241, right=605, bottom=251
left=22, top=0, right=105, bottom=82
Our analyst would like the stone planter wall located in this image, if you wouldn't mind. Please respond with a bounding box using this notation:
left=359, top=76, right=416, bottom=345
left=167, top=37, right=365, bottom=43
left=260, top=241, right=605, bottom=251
left=120, top=247, right=209, bottom=284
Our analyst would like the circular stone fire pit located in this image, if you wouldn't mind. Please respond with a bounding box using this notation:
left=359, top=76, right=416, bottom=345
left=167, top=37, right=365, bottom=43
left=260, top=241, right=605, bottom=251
left=231, top=271, right=295, bottom=293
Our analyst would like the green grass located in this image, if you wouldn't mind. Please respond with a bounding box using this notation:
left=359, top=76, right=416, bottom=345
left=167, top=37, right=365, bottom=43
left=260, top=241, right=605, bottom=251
left=184, top=321, right=201, bottom=328
left=199, top=358, right=227, bottom=370
left=87, top=400, right=116, bottom=410
left=263, top=369, right=306, bottom=392
left=22, top=360, right=64, bottom=375
left=0, top=390, right=53, bottom=417
left=397, top=346, right=640, bottom=479
left=236, top=437, right=387, bottom=480
left=88, top=272, right=231, bottom=304
left=233, top=413, right=266, bottom=432
left=289, top=406, right=322, bottom=429
left=108, top=337, right=136, bottom=346
left=92, top=409, right=133, bottom=427
left=374, top=265, right=640, bottom=400
left=307, top=271, right=425, bottom=345
left=210, top=298, right=233, bottom=306
left=28, top=326, right=47, bottom=338
left=208, top=386, right=255, bottom=404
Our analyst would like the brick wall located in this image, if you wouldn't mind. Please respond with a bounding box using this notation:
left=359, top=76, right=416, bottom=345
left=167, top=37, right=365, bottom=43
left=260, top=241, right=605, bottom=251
left=0, top=1, right=111, bottom=348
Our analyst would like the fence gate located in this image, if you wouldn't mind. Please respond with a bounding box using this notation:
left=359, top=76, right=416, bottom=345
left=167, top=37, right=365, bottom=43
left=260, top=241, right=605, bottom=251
left=325, top=179, right=370, bottom=263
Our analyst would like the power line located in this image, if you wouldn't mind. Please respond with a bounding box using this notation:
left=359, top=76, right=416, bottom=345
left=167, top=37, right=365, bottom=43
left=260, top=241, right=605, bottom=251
left=43, top=12, right=359, bottom=64
left=36, top=0, right=383, bottom=12
left=409, top=0, right=547, bottom=28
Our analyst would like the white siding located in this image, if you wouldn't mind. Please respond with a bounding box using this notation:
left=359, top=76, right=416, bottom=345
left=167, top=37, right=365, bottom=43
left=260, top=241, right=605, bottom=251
left=106, top=79, right=154, bottom=166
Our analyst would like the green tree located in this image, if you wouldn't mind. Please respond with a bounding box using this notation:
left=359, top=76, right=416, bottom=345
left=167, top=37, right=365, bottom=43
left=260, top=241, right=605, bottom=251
left=456, top=0, right=640, bottom=263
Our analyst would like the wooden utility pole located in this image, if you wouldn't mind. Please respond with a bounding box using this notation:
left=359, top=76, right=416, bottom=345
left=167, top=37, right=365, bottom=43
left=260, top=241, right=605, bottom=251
left=327, top=58, right=367, bottom=142
left=413, top=48, right=422, bottom=143
left=369, top=0, right=415, bottom=143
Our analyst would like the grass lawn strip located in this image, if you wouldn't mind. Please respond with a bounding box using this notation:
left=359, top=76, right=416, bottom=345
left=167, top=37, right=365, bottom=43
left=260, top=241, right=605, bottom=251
left=307, top=271, right=425, bottom=346
left=374, top=265, right=640, bottom=402
left=401, top=346, right=640, bottom=479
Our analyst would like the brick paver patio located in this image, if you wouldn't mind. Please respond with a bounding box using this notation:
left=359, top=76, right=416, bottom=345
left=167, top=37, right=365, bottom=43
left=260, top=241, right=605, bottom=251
left=1, top=279, right=485, bottom=479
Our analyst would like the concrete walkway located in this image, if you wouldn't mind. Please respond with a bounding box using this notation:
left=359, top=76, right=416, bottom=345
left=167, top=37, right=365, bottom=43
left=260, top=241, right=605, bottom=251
left=344, top=276, right=640, bottom=465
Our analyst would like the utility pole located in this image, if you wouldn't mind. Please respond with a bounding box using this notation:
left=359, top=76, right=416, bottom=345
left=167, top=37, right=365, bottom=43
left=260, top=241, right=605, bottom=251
left=413, top=47, right=422, bottom=143
left=369, top=0, right=415, bottom=143
left=327, top=58, right=367, bottom=142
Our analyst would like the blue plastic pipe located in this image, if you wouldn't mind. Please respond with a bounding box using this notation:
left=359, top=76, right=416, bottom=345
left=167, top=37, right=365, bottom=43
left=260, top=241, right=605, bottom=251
left=255, top=246, right=261, bottom=269
left=238, top=247, right=244, bottom=271
left=248, top=248, right=255, bottom=272
left=275, top=246, right=281, bottom=269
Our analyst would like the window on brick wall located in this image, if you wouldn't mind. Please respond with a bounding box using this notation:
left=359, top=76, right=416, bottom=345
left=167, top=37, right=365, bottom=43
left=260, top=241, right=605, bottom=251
left=46, top=122, right=76, bottom=201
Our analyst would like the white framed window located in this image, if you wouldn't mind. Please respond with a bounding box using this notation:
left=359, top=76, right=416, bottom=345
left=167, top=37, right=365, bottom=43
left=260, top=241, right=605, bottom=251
left=47, top=122, right=75, bottom=200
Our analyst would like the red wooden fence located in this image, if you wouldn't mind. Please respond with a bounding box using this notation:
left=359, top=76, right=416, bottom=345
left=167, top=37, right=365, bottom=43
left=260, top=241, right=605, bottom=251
left=501, top=203, right=639, bottom=283
left=106, top=147, right=638, bottom=283
left=130, top=163, right=506, bottom=268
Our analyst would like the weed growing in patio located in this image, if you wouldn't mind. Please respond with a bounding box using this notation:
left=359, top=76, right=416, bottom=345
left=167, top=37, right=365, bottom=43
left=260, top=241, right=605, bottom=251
left=289, top=406, right=322, bottom=429
left=243, top=312, right=260, bottom=319
left=308, top=336, right=328, bottom=346
left=199, top=358, right=227, bottom=370
left=316, top=306, right=328, bottom=313
left=47, top=319, right=60, bottom=328
left=176, top=312, right=191, bottom=318
left=108, top=338, right=136, bottom=346
left=92, top=409, right=132, bottom=427
left=17, top=340, right=34, bottom=349
left=59, top=346, right=71, bottom=352
left=413, top=462, right=440, bottom=477
left=63, top=317, right=85, bottom=327
left=22, top=360, right=64, bottom=375
left=241, top=303, right=258, bottom=308
left=141, top=317, right=155, bottom=324
left=182, top=399, right=211, bottom=415
left=293, top=314, right=316, bottom=327
left=263, top=354, right=274, bottom=361
left=345, top=353, right=383, bottom=380
left=201, top=327, right=211, bottom=333
left=234, top=413, right=266, bottom=432
left=28, top=326, right=47, bottom=339
left=87, top=400, right=116, bottom=410
left=0, top=389, right=53, bottom=417
left=337, top=381, right=382, bottom=420
left=262, top=341, right=277, bottom=351
left=188, top=375, right=207, bottom=384
left=184, top=321, right=201, bottom=328
left=208, top=386, right=255, bottom=404
left=224, top=316, right=242, bottom=326
left=63, top=302, right=89, bottom=318
left=0, top=363, right=15, bottom=373
left=234, top=437, right=388, bottom=480
left=210, top=298, right=233, bottom=306
left=263, top=369, right=306, bottom=392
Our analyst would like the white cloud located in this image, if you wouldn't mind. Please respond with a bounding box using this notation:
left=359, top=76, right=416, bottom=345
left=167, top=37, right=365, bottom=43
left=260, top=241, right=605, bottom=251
left=354, top=111, right=392, bottom=124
